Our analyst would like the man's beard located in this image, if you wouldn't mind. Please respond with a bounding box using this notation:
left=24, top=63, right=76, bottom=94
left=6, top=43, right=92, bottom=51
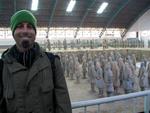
left=14, top=31, right=35, bottom=51
left=21, top=39, right=30, bottom=49
left=20, top=33, right=33, bottom=49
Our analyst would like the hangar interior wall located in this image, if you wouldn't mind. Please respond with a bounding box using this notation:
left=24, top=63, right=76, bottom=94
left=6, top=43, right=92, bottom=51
left=0, top=9, right=150, bottom=46
left=126, top=9, right=150, bottom=47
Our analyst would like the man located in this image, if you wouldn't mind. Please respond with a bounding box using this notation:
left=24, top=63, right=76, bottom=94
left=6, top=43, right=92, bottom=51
left=0, top=10, right=72, bottom=113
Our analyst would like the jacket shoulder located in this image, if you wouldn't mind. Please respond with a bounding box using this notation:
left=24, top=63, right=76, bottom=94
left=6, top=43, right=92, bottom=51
left=45, top=52, right=60, bottom=61
left=0, top=59, right=3, bottom=73
left=1, top=49, right=9, bottom=59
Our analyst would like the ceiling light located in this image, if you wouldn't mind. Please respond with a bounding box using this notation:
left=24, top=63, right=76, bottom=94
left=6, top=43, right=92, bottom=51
left=97, top=2, right=108, bottom=14
left=31, top=0, right=39, bottom=11
left=66, top=0, right=76, bottom=12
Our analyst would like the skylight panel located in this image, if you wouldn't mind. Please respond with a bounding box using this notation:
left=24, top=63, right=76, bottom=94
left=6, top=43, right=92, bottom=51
left=66, top=0, right=76, bottom=12
left=97, top=2, right=108, bottom=14
left=31, top=0, right=39, bottom=11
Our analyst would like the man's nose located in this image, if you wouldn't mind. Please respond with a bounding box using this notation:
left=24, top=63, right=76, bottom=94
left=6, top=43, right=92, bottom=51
left=21, top=26, right=29, bottom=36
left=22, top=25, right=28, bottom=32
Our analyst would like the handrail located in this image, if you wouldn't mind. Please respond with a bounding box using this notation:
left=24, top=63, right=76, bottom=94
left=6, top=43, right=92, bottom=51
left=71, top=90, right=150, bottom=113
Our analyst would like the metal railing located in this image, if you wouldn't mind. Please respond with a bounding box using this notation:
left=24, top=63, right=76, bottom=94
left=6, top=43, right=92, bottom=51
left=72, top=90, right=150, bottom=113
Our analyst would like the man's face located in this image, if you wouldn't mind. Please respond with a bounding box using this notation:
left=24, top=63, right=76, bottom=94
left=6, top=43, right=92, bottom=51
left=13, top=22, right=36, bottom=52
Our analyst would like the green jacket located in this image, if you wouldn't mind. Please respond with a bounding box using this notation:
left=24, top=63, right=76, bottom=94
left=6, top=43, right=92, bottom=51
left=0, top=43, right=72, bottom=113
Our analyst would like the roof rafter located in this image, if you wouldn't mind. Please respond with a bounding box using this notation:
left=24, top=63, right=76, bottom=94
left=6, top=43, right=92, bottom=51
left=74, top=0, right=97, bottom=38
left=47, top=0, right=57, bottom=38
left=0, top=0, right=150, bottom=29
left=14, top=0, right=16, bottom=13
left=99, top=0, right=131, bottom=38
left=122, top=5, right=150, bottom=38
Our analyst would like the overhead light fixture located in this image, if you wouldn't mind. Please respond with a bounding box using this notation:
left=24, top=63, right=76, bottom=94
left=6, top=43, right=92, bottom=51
left=31, top=0, right=39, bottom=11
left=66, top=0, right=76, bottom=12
left=97, top=2, right=108, bottom=14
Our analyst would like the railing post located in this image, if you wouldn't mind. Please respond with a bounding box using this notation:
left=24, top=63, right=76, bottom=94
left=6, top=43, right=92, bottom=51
left=133, top=98, right=136, bottom=113
left=144, top=94, right=150, bottom=113
left=111, top=102, right=116, bottom=113
left=98, top=104, right=100, bottom=113
left=84, top=106, right=87, bottom=113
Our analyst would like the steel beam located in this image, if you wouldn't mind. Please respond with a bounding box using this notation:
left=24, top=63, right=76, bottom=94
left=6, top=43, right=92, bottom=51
left=74, top=0, right=97, bottom=38
left=14, top=0, right=16, bottom=13
left=47, top=0, right=57, bottom=38
left=121, top=5, right=150, bottom=39
left=99, top=0, right=131, bottom=38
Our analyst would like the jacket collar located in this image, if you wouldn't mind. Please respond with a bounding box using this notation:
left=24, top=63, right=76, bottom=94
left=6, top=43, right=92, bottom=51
left=2, top=42, right=45, bottom=65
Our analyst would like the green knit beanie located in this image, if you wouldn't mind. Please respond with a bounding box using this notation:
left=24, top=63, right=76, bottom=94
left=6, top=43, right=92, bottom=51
left=10, top=10, right=37, bottom=35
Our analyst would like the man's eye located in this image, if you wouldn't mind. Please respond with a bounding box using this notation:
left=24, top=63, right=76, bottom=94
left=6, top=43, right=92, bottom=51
left=27, top=25, right=33, bottom=29
left=16, top=24, right=23, bottom=28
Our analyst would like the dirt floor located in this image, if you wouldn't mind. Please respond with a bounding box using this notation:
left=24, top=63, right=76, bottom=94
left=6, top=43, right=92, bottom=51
left=66, top=77, right=145, bottom=113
